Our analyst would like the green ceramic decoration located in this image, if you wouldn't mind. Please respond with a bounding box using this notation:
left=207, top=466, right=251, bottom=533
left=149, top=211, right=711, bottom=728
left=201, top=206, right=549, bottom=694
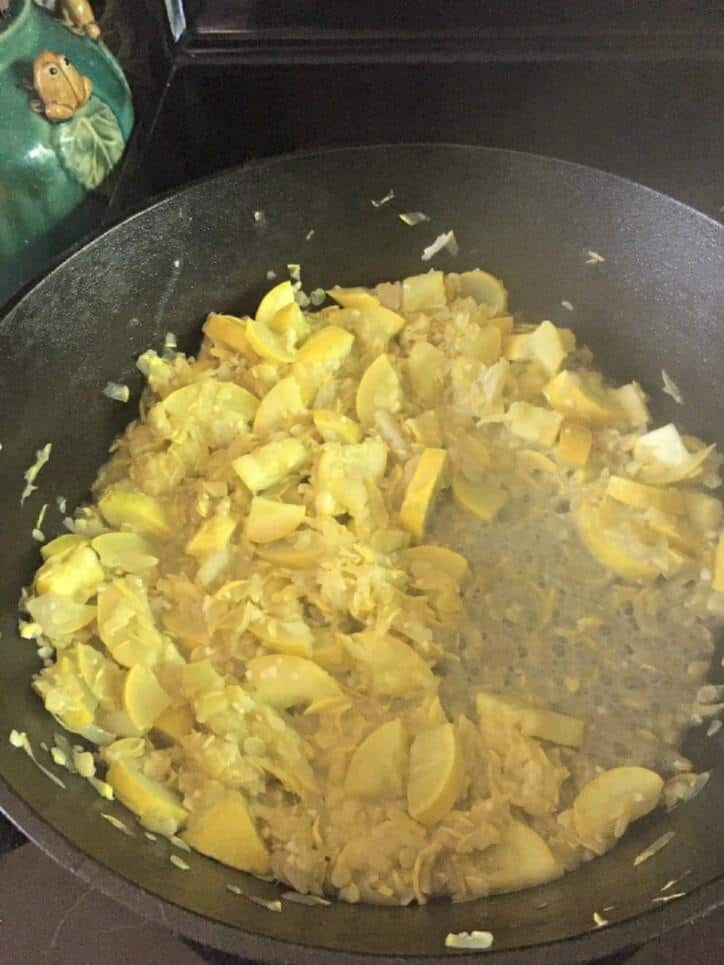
left=0, top=0, right=133, bottom=305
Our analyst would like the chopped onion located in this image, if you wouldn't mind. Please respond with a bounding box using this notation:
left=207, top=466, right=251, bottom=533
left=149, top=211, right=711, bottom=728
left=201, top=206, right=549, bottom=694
left=248, top=896, right=282, bottom=912
left=9, top=730, right=66, bottom=789
left=421, top=230, right=458, bottom=262
left=101, top=813, right=134, bottom=836
left=399, top=211, right=430, bottom=226
left=103, top=382, right=131, bottom=403
left=21, top=443, right=52, bottom=505
left=444, top=930, right=494, bottom=950
left=371, top=189, right=394, bottom=207
left=281, top=891, right=331, bottom=906
left=661, top=369, right=684, bottom=405
left=633, top=830, right=676, bottom=866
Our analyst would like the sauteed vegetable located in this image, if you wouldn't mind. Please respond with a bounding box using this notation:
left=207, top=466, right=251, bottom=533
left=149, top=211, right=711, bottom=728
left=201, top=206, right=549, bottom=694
left=20, top=269, right=723, bottom=904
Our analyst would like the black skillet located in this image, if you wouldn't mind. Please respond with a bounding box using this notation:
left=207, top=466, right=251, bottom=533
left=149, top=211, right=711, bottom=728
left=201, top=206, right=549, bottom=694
left=0, top=145, right=722, bottom=962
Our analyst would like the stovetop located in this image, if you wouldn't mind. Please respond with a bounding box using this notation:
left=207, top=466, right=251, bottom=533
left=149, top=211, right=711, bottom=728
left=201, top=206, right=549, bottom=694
left=2, top=2, right=724, bottom=961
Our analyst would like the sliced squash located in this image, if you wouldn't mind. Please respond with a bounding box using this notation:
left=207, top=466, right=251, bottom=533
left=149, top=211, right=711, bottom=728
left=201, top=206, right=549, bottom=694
left=40, top=533, right=87, bottom=562
left=186, top=513, right=238, bottom=559
left=246, top=654, right=342, bottom=708
left=508, top=402, right=562, bottom=447
left=522, top=321, right=569, bottom=376
left=401, top=271, right=446, bottom=312
left=256, top=280, right=296, bottom=327
left=713, top=531, right=724, bottom=593
left=557, top=423, right=592, bottom=467
left=576, top=499, right=662, bottom=582
left=91, top=532, right=158, bottom=573
left=154, top=704, right=194, bottom=740
left=233, top=438, right=308, bottom=493
left=452, top=474, right=508, bottom=523
left=295, top=326, right=354, bottom=367
left=543, top=371, right=623, bottom=426
left=573, top=766, right=663, bottom=855
left=254, top=531, right=324, bottom=569
left=407, top=722, right=464, bottom=826
left=399, top=545, right=469, bottom=583
left=606, top=476, right=685, bottom=516
left=35, top=544, right=104, bottom=601
left=246, top=317, right=295, bottom=363
left=684, top=491, right=722, bottom=533
left=399, top=448, right=447, bottom=540
left=479, top=821, right=563, bottom=893
left=268, top=301, right=309, bottom=344
left=356, top=354, right=403, bottom=427
left=312, top=409, right=362, bottom=444
left=98, top=490, right=170, bottom=539
left=475, top=693, right=584, bottom=748
left=245, top=497, right=306, bottom=543
left=106, top=758, right=188, bottom=833
left=344, top=718, right=408, bottom=799
left=407, top=342, right=445, bottom=406
left=202, top=313, right=249, bottom=354
left=344, top=632, right=435, bottom=697
left=182, top=793, right=269, bottom=874
left=253, top=376, right=307, bottom=435
left=122, top=665, right=170, bottom=733
left=457, top=269, right=507, bottom=316
left=248, top=618, right=314, bottom=658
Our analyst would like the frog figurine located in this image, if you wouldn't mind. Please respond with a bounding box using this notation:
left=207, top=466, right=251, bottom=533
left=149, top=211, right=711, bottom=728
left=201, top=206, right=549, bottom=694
left=31, top=49, right=92, bottom=120
left=0, top=0, right=133, bottom=305
left=58, top=0, right=100, bottom=39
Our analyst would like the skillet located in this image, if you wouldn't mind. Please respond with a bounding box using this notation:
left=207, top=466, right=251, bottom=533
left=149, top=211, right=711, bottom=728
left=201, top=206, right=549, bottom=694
left=0, top=145, right=722, bottom=962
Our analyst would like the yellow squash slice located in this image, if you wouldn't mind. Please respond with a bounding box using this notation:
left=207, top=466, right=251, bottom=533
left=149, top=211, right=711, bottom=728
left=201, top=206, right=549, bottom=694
left=313, top=409, right=362, bottom=444
left=543, top=371, right=622, bottom=426
left=557, top=423, right=592, bottom=467
left=246, top=317, right=295, bottom=364
left=122, top=665, right=170, bottom=733
left=479, top=821, right=563, bottom=893
left=508, top=402, right=562, bottom=447
left=106, top=758, right=188, bottom=833
left=256, top=280, right=296, bottom=327
left=573, top=766, right=663, bottom=855
left=344, top=718, right=408, bottom=799
left=295, top=326, right=354, bottom=367
left=452, top=474, right=508, bottom=523
left=253, top=376, right=307, bottom=435
left=457, top=269, right=507, bottom=316
left=399, top=448, right=447, bottom=539
left=355, top=354, right=402, bottom=427
left=98, top=490, right=170, bottom=539
left=407, top=722, right=464, bottom=826
left=576, top=499, right=662, bottom=582
left=245, top=497, right=306, bottom=543
left=401, top=271, right=446, bottom=312
left=246, top=654, right=342, bottom=708
left=233, top=438, right=308, bottom=492
left=606, top=476, right=685, bottom=515
left=202, top=312, right=249, bottom=354
left=182, top=793, right=270, bottom=874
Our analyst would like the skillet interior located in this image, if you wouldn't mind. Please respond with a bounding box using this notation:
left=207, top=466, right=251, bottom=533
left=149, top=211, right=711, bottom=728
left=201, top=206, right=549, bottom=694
left=0, top=145, right=722, bottom=962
